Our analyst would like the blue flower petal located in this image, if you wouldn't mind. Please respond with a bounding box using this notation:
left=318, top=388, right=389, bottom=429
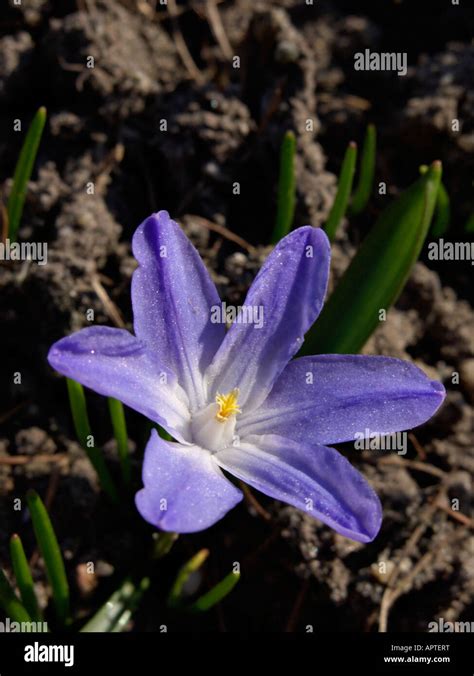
left=48, top=326, right=191, bottom=442
left=136, top=430, right=243, bottom=533
left=206, top=227, right=330, bottom=411
left=239, top=355, right=445, bottom=445
left=132, top=211, right=225, bottom=412
left=216, top=433, right=382, bottom=543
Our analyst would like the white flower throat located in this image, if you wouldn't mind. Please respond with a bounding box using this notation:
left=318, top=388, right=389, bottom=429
left=191, top=388, right=241, bottom=452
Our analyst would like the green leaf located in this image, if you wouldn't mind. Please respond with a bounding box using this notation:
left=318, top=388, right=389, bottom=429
left=419, top=166, right=450, bottom=239
left=152, top=531, right=178, bottom=560
left=324, top=142, right=358, bottom=241
left=7, top=107, right=47, bottom=242
left=66, top=378, right=118, bottom=503
left=108, top=398, right=131, bottom=485
left=188, top=570, right=240, bottom=613
left=155, top=424, right=173, bottom=442
left=9, top=534, right=42, bottom=622
left=167, top=549, right=209, bottom=609
left=303, top=161, right=442, bottom=355
left=0, top=568, right=32, bottom=624
left=430, top=181, right=451, bottom=237
left=349, top=124, right=376, bottom=216
left=80, top=577, right=150, bottom=632
left=271, top=130, right=297, bottom=244
left=26, top=491, right=70, bottom=625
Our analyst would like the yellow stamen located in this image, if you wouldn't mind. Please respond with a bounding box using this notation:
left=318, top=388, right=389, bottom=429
left=215, top=388, right=241, bottom=422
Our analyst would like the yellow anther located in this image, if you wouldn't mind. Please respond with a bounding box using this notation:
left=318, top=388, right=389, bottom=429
left=215, top=388, right=241, bottom=422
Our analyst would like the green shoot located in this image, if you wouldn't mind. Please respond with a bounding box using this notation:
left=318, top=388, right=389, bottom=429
left=7, top=107, right=47, bottom=242
left=420, top=166, right=450, bottom=238
left=0, top=568, right=32, bottom=624
left=167, top=548, right=209, bottom=609
left=152, top=531, right=179, bottom=560
left=324, top=142, right=358, bottom=241
left=108, top=398, right=131, bottom=486
left=349, top=124, right=376, bottom=215
left=26, top=491, right=70, bottom=625
left=81, top=577, right=150, bottom=632
left=9, top=534, right=42, bottom=622
left=188, top=569, right=241, bottom=612
left=271, top=130, right=297, bottom=244
left=66, top=378, right=118, bottom=503
left=430, top=181, right=451, bottom=237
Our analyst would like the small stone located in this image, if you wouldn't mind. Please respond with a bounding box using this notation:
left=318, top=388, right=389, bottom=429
left=275, top=40, right=300, bottom=64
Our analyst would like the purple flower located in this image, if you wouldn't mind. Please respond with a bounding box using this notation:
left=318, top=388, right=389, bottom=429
left=48, top=211, right=445, bottom=542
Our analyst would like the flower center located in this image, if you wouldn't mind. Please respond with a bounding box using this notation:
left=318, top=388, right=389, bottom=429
left=215, top=388, right=241, bottom=422
left=191, top=389, right=241, bottom=452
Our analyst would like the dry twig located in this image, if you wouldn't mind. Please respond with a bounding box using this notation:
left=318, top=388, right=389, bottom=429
left=375, top=455, right=446, bottom=480
left=239, top=481, right=272, bottom=522
left=189, top=214, right=257, bottom=254
left=91, top=274, right=126, bottom=328
left=378, top=489, right=444, bottom=632
left=205, top=0, right=233, bottom=59
left=0, top=454, right=68, bottom=466
left=408, top=432, right=427, bottom=460
left=285, top=578, right=310, bottom=632
left=168, top=0, right=205, bottom=83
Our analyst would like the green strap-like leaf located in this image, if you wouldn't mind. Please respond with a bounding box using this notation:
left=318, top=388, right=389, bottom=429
left=303, top=161, right=442, bottom=355
left=349, top=124, right=376, bottom=216
left=0, top=568, right=32, bottom=624
left=7, top=107, right=47, bottom=242
left=9, top=534, right=42, bottom=622
left=188, top=570, right=240, bottom=613
left=26, top=491, right=70, bottom=625
left=419, top=166, right=450, bottom=239
left=167, top=549, right=209, bottom=608
left=271, top=130, right=297, bottom=244
left=108, top=398, right=131, bottom=485
left=80, top=577, right=150, bottom=632
left=430, top=181, right=451, bottom=237
left=324, top=142, right=358, bottom=241
left=152, top=531, right=178, bottom=560
left=67, top=378, right=118, bottom=503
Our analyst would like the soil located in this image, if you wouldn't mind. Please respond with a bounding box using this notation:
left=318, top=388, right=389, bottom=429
left=0, top=0, right=472, bottom=632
